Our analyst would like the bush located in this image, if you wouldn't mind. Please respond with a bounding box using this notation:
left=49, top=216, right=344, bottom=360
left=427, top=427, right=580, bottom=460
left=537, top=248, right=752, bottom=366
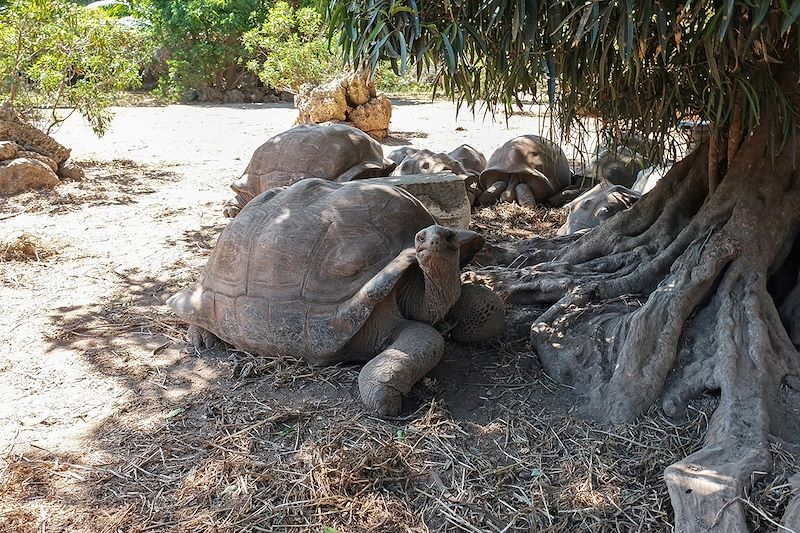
left=140, top=0, right=267, bottom=97
left=0, top=0, right=146, bottom=134
left=374, top=63, right=436, bottom=96
left=243, top=1, right=342, bottom=92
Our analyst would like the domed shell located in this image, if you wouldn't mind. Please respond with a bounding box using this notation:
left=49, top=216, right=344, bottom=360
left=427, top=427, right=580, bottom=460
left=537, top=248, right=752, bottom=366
left=231, top=123, right=396, bottom=207
left=447, top=144, right=486, bottom=177
left=480, top=135, right=572, bottom=201
left=170, top=179, right=447, bottom=363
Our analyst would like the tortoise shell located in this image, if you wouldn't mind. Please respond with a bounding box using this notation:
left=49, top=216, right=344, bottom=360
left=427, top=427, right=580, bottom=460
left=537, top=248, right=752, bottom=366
left=447, top=144, right=487, bottom=177
left=169, top=179, right=480, bottom=364
left=480, top=135, right=572, bottom=201
left=230, top=123, right=395, bottom=207
left=557, top=184, right=641, bottom=235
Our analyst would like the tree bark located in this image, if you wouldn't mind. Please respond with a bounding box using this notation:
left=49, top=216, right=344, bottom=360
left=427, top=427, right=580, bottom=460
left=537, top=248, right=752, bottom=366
left=483, top=125, right=800, bottom=532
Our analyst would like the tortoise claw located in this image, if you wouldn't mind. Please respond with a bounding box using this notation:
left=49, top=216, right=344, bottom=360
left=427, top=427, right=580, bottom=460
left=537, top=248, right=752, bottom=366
left=222, top=203, right=240, bottom=218
left=358, top=379, right=402, bottom=417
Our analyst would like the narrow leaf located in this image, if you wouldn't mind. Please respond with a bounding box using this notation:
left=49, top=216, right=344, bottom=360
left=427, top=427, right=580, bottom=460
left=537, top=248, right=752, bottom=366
left=441, top=32, right=456, bottom=71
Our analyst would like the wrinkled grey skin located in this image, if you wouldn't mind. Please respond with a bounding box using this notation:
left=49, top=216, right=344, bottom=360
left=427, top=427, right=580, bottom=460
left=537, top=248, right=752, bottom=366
left=557, top=183, right=642, bottom=235
left=169, top=179, right=505, bottom=416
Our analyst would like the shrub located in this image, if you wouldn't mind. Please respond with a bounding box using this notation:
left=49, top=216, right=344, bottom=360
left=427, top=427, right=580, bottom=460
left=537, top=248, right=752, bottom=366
left=140, top=0, right=267, bottom=97
left=0, top=0, right=146, bottom=134
left=243, top=1, right=342, bottom=92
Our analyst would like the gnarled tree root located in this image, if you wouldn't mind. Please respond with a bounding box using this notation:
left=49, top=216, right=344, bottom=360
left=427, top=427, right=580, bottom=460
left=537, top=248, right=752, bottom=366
left=492, top=128, right=800, bottom=532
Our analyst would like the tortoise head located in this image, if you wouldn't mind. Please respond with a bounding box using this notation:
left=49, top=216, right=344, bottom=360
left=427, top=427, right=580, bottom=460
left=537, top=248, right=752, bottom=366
left=415, top=225, right=484, bottom=274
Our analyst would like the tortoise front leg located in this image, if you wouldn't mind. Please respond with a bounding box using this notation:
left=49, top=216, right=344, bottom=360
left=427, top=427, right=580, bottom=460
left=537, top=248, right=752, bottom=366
left=358, top=321, right=444, bottom=416
left=187, top=324, right=222, bottom=351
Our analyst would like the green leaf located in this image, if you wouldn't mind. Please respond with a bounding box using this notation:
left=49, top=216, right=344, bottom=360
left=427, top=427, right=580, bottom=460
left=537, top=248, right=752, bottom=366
left=397, top=30, right=407, bottom=73
left=441, top=32, right=456, bottom=71
left=716, top=0, right=735, bottom=43
left=165, top=407, right=185, bottom=419
left=220, top=484, right=239, bottom=496
left=752, top=0, right=771, bottom=30
left=389, top=4, right=413, bottom=17
left=780, top=0, right=800, bottom=34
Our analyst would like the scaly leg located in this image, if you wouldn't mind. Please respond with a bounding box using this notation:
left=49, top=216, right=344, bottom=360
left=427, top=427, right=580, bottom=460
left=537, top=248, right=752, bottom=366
left=358, top=321, right=444, bottom=416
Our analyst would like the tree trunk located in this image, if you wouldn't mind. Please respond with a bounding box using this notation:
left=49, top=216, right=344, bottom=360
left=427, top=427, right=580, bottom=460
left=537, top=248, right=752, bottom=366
left=488, top=125, right=800, bottom=532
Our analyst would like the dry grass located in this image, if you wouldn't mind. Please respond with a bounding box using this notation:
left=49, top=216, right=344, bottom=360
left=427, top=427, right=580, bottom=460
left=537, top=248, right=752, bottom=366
left=2, top=158, right=797, bottom=533
left=0, top=231, right=58, bottom=262
left=0, top=320, right=728, bottom=533
left=2, top=279, right=796, bottom=532
left=0, top=391, right=718, bottom=533
left=744, top=442, right=800, bottom=531
left=472, top=202, right=567, bottom=241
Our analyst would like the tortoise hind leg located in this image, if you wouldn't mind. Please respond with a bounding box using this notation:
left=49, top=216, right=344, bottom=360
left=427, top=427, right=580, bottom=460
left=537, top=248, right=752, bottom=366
left=358, top=321, right=444, bottom=416
left=448, top=284, right=506, bottom=343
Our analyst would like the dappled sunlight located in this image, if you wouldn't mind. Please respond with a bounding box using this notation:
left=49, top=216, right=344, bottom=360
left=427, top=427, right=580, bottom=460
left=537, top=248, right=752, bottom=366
left=667, top=462, right=739, bottom=497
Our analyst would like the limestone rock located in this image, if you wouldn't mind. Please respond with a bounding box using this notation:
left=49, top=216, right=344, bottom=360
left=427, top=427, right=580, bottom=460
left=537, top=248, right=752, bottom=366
left=365, top=172, right=471, bottom=229
left=0, top=104, right=70, bottom=164
left=0, top=141, right=19, bottom=161
left=224, top=89, right=244, bottom=104
left=58, top=160, right=85, bottom=181
left=295, top=79, right=348, bottom=123
left=344, top=72, right=375, bottom=107
left=0, top=157, right=61, bottom=195
left=294, top=73, right=392, bottom=137
left=197, top=87, right=224, bottom=103
left=18, top=150, right=57, bottom=172
left=350, top=93, right=392, bottom=140
left=181, top=88, right=199, bottom=102
left=243, top=87, right=266, bottom=103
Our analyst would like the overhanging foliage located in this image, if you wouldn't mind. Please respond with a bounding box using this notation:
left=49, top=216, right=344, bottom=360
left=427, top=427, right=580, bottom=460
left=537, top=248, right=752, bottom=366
left=326, top=0, right=800, bottom=147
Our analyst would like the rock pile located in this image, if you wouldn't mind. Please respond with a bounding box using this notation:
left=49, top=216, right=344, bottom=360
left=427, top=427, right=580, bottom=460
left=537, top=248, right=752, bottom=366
left=294, top=72, right=392, bottom=139
left=0, top=104, right=84, bottom=195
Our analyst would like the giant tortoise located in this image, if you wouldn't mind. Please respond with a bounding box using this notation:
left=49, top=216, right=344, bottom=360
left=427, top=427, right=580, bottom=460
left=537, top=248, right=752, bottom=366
left=391, top=148, right=469, bottom=177
left=223, top=123, right=395, bottom=217
left=479, top=135, right=572, bottom=206
left=557, top=183, right=641, bottom=235
left=169, top=178, right=505, bottom=416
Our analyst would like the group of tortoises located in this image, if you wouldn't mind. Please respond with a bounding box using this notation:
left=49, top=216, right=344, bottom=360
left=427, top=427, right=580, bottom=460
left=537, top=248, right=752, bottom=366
left=169, top=122, right=644, bottom=416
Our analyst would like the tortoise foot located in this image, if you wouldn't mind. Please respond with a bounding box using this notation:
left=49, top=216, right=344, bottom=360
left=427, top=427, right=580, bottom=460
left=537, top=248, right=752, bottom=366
left=222, top=202, right=240, bottom=218
left=358, top=377, right=402, bottom=417
left=355, top=321, right=444, bottom=417
left=187, top=325, right=221, bottom=350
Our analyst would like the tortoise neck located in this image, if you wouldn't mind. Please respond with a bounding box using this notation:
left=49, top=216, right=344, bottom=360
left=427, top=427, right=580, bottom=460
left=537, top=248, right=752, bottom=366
left=399, top=261, right=461, bottom=324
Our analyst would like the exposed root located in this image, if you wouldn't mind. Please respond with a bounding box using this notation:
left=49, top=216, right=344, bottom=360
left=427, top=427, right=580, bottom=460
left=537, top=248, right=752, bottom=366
left=496, top=126, right=800, bottom=531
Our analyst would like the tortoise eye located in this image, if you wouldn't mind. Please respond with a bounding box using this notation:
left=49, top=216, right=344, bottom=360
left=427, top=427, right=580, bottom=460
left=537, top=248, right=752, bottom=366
left=417, top=233, right=426, bottom=242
